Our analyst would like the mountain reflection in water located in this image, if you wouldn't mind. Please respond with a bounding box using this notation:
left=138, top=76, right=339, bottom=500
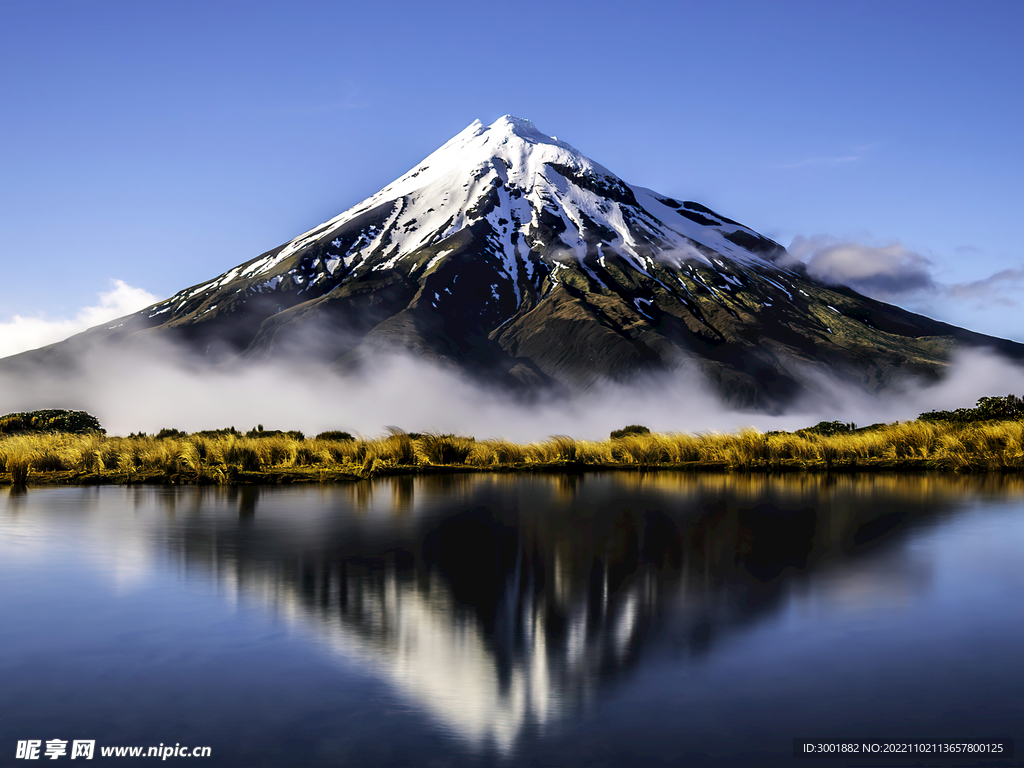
left=132, top=472, right=1018, bottom=754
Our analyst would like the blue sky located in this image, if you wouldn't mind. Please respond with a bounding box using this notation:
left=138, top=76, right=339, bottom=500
left=2, top=0, right=1023, bottom=353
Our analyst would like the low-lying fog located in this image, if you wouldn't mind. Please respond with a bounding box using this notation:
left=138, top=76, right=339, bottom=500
left=2, top=340, right=1024, bottom=441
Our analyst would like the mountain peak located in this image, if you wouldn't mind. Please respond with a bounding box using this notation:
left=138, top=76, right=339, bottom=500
left=197, top=115, right=793, bottom=291
left=484, top=115, right=580, bottom=156
left=493, top=114, right=533, bottom=128
left=434, top=114, right=586, bottom=166
left=489, top=114, right=547, bottom=139
left=8, top=116, right=1024, bottom=413
left=423, top=115, right=588, bottom=174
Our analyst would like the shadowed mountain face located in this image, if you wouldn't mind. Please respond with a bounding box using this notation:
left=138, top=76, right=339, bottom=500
left=6, top=116, right=1023, bottom=407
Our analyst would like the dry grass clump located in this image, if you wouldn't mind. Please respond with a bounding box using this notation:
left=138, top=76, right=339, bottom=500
left=929, top=421, right=1024, bottom=472
left=224, top=440, right=266, bottom=471
left=577, top=440, right=614, bottom=464
left=466, top=439, right=527, bottom=466
left=7, top=453, right=31, bottom=486
left=362, top=428, right=418, bottom=468
left=612, top=433, right=667, bottom=464
left=416, top=432, right=474, bottom=465
left=526, top=436, right=581, bottom=463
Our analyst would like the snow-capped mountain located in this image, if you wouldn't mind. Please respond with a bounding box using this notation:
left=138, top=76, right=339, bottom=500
left=7, top=116, right=1024, bottom=406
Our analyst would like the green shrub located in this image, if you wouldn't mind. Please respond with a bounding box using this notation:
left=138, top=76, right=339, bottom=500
left=315, top=430, right=355, bottom=442
left=0, top=409, right=104, bottom=436
left=610, top=424, right=651, bottom=440
left=193, top=427, right=239, bottom=437
left=245, top=429, right=304, bottom=440
left=796, top=420, right=855, bottom=437
left=920, top=394, right=1024, bottom=424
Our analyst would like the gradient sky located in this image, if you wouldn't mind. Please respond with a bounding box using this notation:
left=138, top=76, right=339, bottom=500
left=2, top=0, right=1023, bottom=351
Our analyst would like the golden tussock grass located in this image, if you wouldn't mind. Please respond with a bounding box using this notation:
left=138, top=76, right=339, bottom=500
left=4, top=419, right=1024, bottom=485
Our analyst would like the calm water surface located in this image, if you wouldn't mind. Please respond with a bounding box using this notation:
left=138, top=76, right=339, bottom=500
left=1, top=473, right=1023, bottom=767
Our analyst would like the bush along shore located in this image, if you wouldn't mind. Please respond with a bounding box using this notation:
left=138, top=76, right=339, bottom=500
left=4, top=398, right=1024, bottom=487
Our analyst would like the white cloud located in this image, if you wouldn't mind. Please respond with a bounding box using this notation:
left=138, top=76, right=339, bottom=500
left=0, top=280, right=158, bottom=359
left=947, top=267, right=1024, bottom=304
left=789, top=235, right=1024, bottom=314
left=789, top=236, right=937, bottom=298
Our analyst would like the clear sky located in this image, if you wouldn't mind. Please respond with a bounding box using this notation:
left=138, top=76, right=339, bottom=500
left=2, top=0, right=1023, bottom=354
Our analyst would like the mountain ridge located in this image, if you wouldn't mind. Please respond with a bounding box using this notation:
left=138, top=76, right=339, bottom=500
left=5, top=115, right=1023, bottom=409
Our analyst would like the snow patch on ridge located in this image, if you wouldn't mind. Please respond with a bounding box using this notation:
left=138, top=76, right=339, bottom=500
left=151, top=115, right=794, bottom=321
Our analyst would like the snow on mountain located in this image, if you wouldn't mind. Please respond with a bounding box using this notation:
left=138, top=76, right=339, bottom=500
left=8, top=116, right=1024, bottom=408
left=146, top=116, right=789, bottom=318
left=255, top=115, right=779, bottom=273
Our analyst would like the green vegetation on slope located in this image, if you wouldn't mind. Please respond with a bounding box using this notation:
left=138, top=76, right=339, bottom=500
left=0, top=409, right=104, bottom=436
left=919, top=394, right=1024, bottom=424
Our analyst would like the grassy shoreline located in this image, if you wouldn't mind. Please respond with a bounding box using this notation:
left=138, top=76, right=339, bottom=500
left=5, top=418, right=1024, bottom=487
left=0, top=460, right=962, bottom=488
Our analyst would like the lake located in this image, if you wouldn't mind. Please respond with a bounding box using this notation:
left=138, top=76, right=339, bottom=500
left=1, top=473, right=1023, bottom=767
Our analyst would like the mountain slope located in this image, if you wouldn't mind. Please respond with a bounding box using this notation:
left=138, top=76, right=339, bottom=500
left=6, top=116, right=1023, bottom=408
